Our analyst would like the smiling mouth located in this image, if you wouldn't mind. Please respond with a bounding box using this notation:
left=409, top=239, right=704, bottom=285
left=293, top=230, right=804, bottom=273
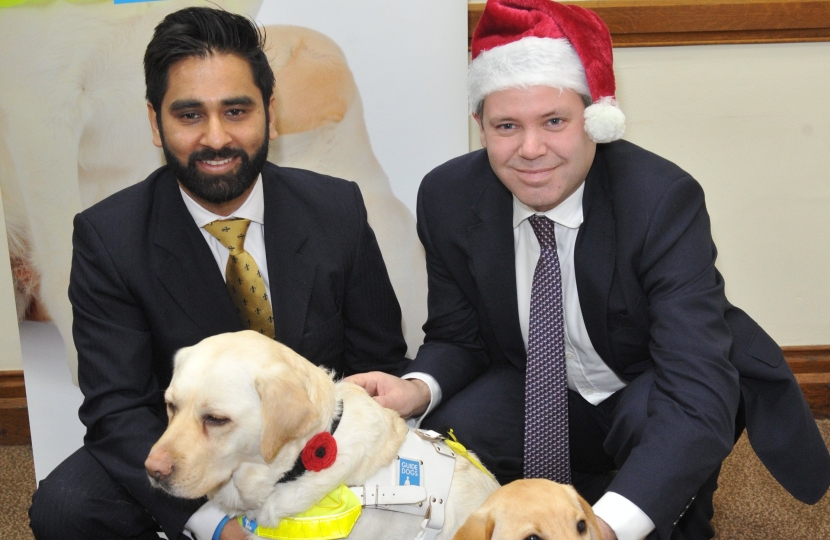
left=517, top=167, right=556, bottom=178
left=201, top=157, right=235, bottom=166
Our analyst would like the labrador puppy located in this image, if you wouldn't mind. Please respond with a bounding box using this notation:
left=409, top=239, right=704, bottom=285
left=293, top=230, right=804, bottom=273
left=145, top=330, right=499, bottom=539
left=453, top=479, right=601, bottom=540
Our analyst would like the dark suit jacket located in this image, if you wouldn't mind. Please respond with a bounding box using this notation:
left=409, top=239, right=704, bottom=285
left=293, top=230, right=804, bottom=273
left=70, top=162, right=408, bottom=538
left=407, top=141, right=830, bottom=536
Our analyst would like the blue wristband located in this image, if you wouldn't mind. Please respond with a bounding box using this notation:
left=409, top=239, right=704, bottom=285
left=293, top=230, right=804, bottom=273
left=212, top=515, right=231, bottom=540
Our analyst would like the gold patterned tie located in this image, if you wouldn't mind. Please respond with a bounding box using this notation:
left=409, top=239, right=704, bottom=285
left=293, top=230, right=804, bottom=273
left=203, top=218, right=275, bottom=338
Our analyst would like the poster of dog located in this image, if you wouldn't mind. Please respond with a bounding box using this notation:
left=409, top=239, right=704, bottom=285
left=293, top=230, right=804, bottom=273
left=0, top=0, right=468, bottom=377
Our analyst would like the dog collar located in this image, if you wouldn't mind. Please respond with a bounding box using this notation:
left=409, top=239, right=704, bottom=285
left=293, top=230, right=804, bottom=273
left=277, top=400, right=343, bottom=485
left=238, top=483, right=361, bottom=540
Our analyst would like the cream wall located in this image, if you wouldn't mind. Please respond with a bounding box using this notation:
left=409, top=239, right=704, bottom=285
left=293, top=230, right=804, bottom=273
left=467, top=1, right=830, bottom=346
left=614, top=42, right=830, bottom=346
left=0, top=188, right=23, bottom=370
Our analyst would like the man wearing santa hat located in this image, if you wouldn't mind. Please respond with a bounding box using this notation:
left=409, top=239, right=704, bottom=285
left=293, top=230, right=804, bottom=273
left=349, top=1, right=830, bottom=538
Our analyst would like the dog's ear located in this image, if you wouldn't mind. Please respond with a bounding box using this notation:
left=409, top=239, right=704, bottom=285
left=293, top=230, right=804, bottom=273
left=453, top=512, right=494, bottom=540
left=256, top=368, right=317, bottom=463
left=577, top=493, right=602, bottom=540
left=265, top=25, right=356, bottom=136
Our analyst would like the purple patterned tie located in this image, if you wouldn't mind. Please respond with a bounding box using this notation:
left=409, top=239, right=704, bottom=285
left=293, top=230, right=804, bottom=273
left=523, top=214, right=571, bottom=484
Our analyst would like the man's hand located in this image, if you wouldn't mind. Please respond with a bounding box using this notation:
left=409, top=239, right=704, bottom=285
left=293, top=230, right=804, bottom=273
left=345, top=372, right=431, bottom=418
left=219, top=518, right=249, bottom=540
left=596, top=516, right=618, bottom=540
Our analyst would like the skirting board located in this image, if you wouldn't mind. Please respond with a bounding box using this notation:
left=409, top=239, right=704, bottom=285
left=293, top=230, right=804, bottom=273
left=2, top=345, right=829, bottom=445
left=0, top=370, right=29, bottom=445
left=783, top=346, right=830, bottom=419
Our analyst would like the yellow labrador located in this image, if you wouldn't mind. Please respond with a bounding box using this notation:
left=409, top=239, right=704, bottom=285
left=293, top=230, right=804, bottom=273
left=453, top=479, right=601, bottom=540
left=145, top=330, right=499, bottom=539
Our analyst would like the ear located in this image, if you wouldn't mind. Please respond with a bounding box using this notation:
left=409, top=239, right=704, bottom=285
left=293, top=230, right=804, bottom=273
left=256, top=368, right=317, bottom=463
left=147, top=102, right=162, bottom=148
left=267, top=95, right=278, bottom=141
left=453, top=512, right=494, bottom=540
left=577, top=492, right=602, bottom=540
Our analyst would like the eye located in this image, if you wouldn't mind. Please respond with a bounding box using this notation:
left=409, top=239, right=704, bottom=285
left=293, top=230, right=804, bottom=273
left=204, top=415, right=230, bottom=427
left=524, top=535, right=542, bottom=540
left=546, top=117, right=563, bottom=127
left=497, top=122, right=516, bottom=130
left=577, top=519, right=587, bottom=533
left=226, top=108, right=245, bottom=117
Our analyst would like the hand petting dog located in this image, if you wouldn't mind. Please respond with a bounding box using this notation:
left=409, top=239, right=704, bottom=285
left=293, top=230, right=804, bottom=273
left=346, top=371, right=431, bottom=418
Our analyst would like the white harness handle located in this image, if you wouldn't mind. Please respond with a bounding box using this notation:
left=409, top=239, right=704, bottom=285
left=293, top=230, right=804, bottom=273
left=348, top=429, right=457, bottom=540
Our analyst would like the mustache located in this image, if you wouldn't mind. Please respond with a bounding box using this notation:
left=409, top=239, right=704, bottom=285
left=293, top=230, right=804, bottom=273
left=188, top=147, right=247, bottom=164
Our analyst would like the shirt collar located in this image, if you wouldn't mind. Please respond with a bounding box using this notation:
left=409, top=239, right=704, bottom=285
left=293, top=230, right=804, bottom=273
left=180, top=175, right=265, bottom=228
left=512, top=180, right=585, bottom=230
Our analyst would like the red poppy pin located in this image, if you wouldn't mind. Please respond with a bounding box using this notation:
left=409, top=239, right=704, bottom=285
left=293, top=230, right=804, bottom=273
left=301, top=432, right=337, bottom=472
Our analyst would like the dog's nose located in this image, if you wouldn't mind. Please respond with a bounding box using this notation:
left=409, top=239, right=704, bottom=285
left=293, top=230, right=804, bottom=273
left=145, top=450, right=174, bottom=482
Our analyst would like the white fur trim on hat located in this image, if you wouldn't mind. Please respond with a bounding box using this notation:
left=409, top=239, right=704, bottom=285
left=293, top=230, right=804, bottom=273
left=468, top=36, right=589, bottom=114
left=584, top=96, right=625, bottom=143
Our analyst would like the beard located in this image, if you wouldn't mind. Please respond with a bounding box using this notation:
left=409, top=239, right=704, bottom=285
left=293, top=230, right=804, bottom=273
left=161, top=127, right=270, bottom=205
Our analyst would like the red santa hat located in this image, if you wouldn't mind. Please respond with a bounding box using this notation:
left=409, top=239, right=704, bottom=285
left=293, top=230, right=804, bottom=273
left=469, top=0, right=625, bottom=143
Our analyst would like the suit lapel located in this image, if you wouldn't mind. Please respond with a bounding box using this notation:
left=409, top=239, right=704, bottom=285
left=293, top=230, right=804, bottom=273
left=574, top=148, right=616, bottom=364
left=468, top=167, right=527, bottom=370
left=152, top=172, right=242, bottom=336
left=261, top=165, right=315, bottom=350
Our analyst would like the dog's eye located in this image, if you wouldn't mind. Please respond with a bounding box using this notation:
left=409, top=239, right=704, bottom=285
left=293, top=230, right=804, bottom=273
left=577, top=519, right=587, bottom=533
left=524, top=536, right=542, bottom=540
left=204, top=415, right=230, bottom=427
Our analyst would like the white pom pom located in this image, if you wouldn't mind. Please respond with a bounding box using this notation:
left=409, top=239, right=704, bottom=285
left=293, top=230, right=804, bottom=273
left=584, top=97, right=626, bottom=143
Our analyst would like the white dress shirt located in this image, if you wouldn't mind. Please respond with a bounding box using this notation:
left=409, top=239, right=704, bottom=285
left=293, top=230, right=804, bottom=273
left=179, top=176, right=269, bottom=539
left=513, top=182, right=626, bottom=405
left=410, top=181, right=654, bottom=540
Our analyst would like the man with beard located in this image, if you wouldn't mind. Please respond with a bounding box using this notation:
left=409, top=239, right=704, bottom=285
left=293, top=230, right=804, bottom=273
left=29, top=8, right=408, bottom=540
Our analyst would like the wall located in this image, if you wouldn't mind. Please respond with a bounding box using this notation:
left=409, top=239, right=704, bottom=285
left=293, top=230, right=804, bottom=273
left=0, top=187, right=22, bottom=370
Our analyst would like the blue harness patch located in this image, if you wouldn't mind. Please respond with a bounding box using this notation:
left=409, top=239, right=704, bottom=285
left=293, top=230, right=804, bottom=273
left=398, top=458, right=421, bottom=486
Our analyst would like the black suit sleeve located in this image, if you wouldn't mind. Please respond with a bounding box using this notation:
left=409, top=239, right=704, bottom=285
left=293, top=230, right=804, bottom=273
left=403, top=180, right=490, bottom=399
left=70, top=213, right=203, bottom=539
left=339, top=182, right=409, bottom=376
left=609, top=175, right=741, bottom=535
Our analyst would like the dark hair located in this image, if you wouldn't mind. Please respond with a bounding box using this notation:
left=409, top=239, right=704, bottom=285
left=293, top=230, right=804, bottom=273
left=144, top=7, right=275, bottom=112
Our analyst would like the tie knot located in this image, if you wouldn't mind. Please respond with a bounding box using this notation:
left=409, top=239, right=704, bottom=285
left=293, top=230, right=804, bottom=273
left=528, top=214, right=557, bottom=250
left=204, top=218, right=251, bottom=253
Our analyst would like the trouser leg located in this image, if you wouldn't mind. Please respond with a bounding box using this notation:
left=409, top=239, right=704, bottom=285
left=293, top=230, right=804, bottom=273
left=29, top=446, right=162, bottom=540
left=566, top=389, right=620, bottom=504
left=606, top=371, right=719, bottom=540
left=422, top=364, right=725, bottom=540
left=422, top=365, right=526, bottom=484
